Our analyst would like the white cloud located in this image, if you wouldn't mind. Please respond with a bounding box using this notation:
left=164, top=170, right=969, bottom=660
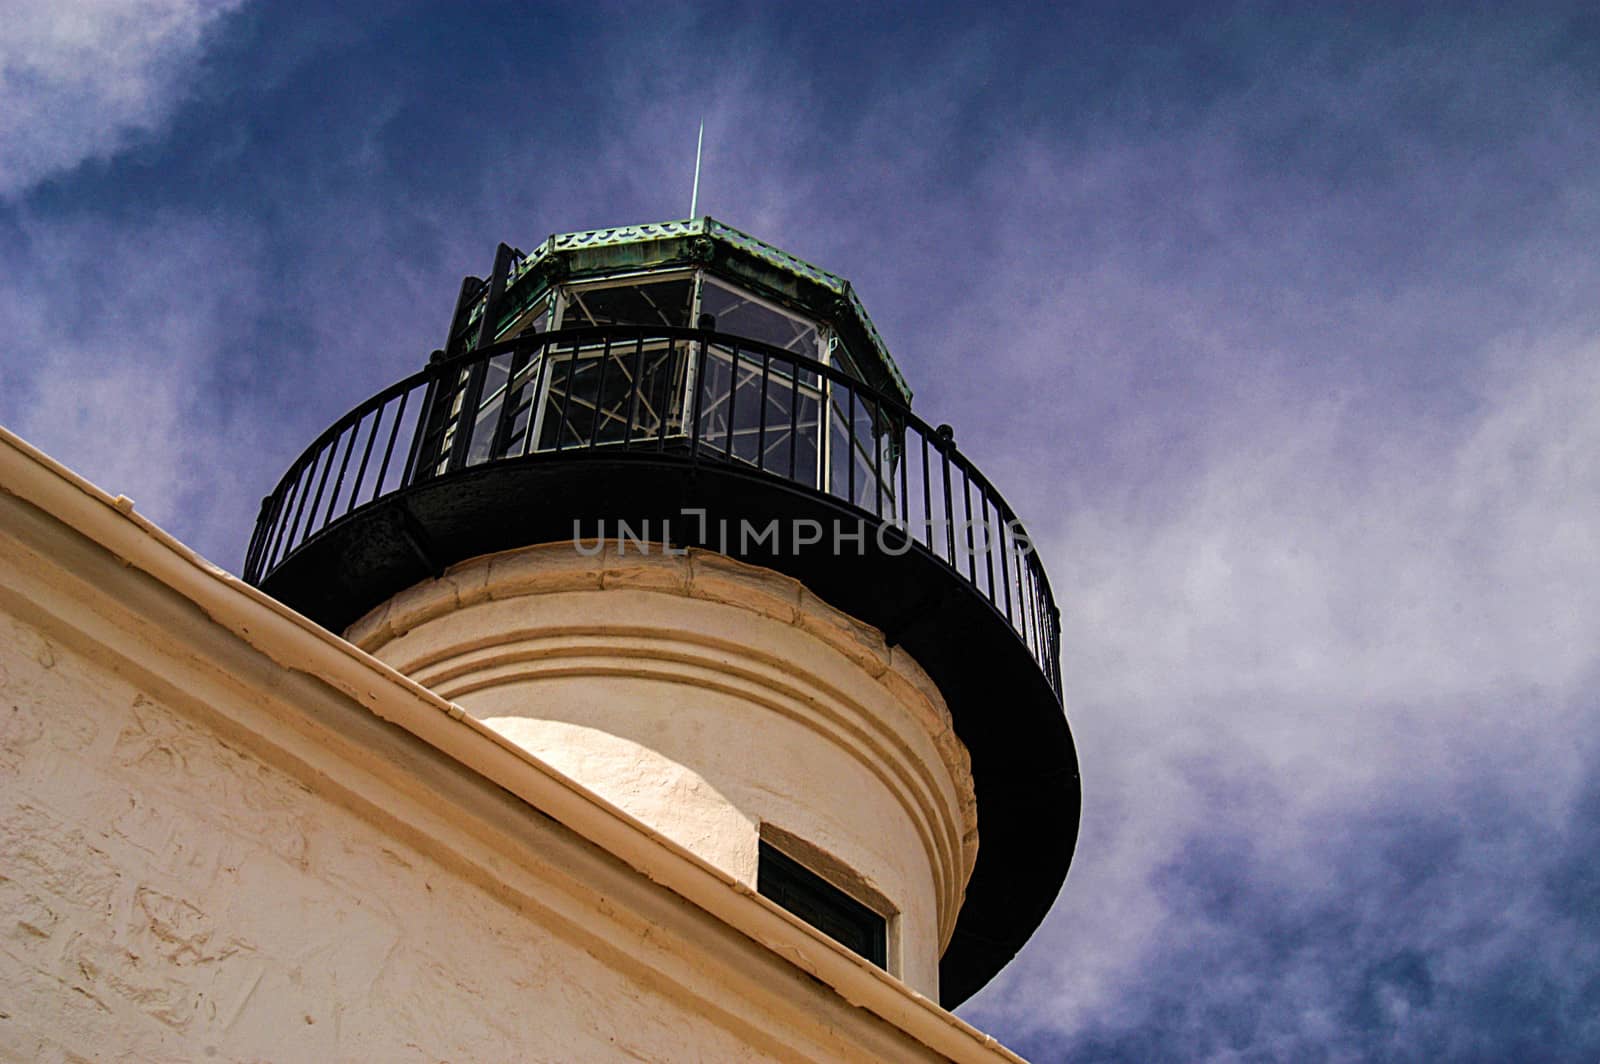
left=0, top=211, right=270, bottom=566
left=557, top=34, right=1600, bottom=1040
left=0, top=0, right=243, bottom=198
left=964, top=325, right=1600, bottom=1036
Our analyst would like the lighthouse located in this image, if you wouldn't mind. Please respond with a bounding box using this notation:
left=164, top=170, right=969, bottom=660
left=243, top=215, right=1080, bottom=1008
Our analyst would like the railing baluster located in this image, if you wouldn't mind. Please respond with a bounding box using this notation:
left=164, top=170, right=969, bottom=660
left=376, top=388, right=410, bottom=497
left=1049, top=602, right=1063, bottom=696
left=656, top=340, right=675, bottom=449
left=302, top=445, right=333, bottom=544
left=401, top=374, right=439, bottom=487
left=244, top=496, right=271, bottom=580
left=756, top=351, right=770, bottom=471
left=1039, top=581, right=1051, bottom=675
left=325, top=422, right=359, bottom=525
left=1016, top=556, right=1032, bottom=652
left=897, top=421, right=909, bottom=530
left=522, top=340, right=548, bottom=456
left=997, top=505, right=1014, bottom=624
left=961, top=466, right=977, bottom=582
left=690, top=336, right=708, bottom=460
left=724, top=346, right=739, bottom=460
left=872, top=397, right=884, bottom=519
left=847, top=386, right=857, bottom=507
left=626, top=335, right=645, bottom=448
left=447, top=360, right=487, bottom=472
left=487, top=342, right=528, bottom=461
left=521, top=350, right=543, bottom=457
left=256, top=496, right=277, bottom=576
left=1030, top=569, right=1045, bottom=669
left=285, top=455, right=318, bottom=553
left=265, top=465, right=301, bottom=570
left=818, top=379, right=830, bottom=496
left=940, top=438, right=956, bottom=564
left=1018, top=548, right=1032, bottom=644
left=554, top=338, right=579, bottom=452
left=1021, top=558, right=1035, bottom=657
left=981, top=497, right=996, bottom=603
left=788, top=362, right=801, bottom=481
left=347, top=405, right=381, bottom=515
left=920, top=432, right=933, bottom=551
left=590, top=335, right=612, bottom=449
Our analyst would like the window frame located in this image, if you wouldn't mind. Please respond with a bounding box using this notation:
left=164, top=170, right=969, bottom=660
left=756, top=836, right=892, bottom=972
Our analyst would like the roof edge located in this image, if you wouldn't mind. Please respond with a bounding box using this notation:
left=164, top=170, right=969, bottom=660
left=0, top=422, right=1021, bottom=1063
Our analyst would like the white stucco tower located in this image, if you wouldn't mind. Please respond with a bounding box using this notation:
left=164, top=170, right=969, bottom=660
left=244, top=217, right=1080, bottom=1007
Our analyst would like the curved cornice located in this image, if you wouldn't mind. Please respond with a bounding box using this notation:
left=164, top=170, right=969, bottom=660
left=351, top=544, right=979, bottom=948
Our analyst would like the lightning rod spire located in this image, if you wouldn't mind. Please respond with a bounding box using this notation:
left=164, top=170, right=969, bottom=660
left=690, top=119, right=704, bottom=218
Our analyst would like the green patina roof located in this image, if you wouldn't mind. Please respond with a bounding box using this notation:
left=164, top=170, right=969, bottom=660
left=452, top=217, right=911, bottom=404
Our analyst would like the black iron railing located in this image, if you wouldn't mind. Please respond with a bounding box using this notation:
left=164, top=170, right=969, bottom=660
left=245, top=325, right=1062, bottom=698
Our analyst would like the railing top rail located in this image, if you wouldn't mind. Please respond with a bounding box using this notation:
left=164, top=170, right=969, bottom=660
left=262, top=368, right=430, bottom=498
left=443, top=329, right=1042, bottom=523
left=247, top=324, right=1061, bottom=664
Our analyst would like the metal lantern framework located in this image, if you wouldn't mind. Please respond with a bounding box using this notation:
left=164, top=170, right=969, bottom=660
left=422, top=218, right=911, bottom=497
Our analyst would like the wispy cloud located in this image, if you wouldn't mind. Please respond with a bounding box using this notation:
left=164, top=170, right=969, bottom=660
left=933, top=17, right=1600, bottom=1054
left=966, top=325, right=1600, bottom=1054
left=0, top=0, right=245, bottom=199
left=0, top=211, right=272, bottom=560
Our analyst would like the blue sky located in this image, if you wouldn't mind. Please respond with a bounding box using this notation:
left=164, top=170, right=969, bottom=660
left=4, top=3, right=1599, bottom=1059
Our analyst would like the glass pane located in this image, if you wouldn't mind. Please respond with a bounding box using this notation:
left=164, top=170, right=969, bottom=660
left=699, top=277, right=819, bottom=357
left=560, top=278, right=693, bottom=328
left=590, top=345, right=646, bottom=446
left=541, top=354, right=604, bottom=448
left=852, top=394, right=876, bottom=510
left=793, top=387, right=821, bottom=488
left=494, top=352, right=543, bottom=459
left=500, top=293, right=551, bottom=340
left=464, top=353, right=512, bottom=466
left=827, top=384, right=852, bottom=503
left=694, top=344, right=736, bottom=452
left=464, top=391, right=502, bottom=466
left=628, top=340, right=688, bottom=442
left=427, top=366, right=473, bottom=477
left=732, top=357, right=757, bottom=463
left=754, top=367, right=822, bottom=486
left=536, top=340, right=690, bottom=452
left=820, top=381, right=897, bottom=511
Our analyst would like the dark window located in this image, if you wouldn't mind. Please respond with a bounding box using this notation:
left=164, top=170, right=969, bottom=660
left=757, top=841, right=887, bottom=969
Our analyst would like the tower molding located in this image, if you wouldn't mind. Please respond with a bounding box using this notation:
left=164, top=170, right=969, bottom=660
left=349, top=542, right=979, bottom=996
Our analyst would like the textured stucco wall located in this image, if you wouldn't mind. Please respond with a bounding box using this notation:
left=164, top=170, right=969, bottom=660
left=0, top=610, right=819, bottom=1062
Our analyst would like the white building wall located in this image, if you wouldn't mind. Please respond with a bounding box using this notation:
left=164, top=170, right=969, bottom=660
left=0, top=425, right=1026, bottom=1064
left=0, top=611, right=795, bottom=1062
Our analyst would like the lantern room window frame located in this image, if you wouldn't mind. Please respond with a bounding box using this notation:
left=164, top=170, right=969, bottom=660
left=435, top=264, right=895, bottom=501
